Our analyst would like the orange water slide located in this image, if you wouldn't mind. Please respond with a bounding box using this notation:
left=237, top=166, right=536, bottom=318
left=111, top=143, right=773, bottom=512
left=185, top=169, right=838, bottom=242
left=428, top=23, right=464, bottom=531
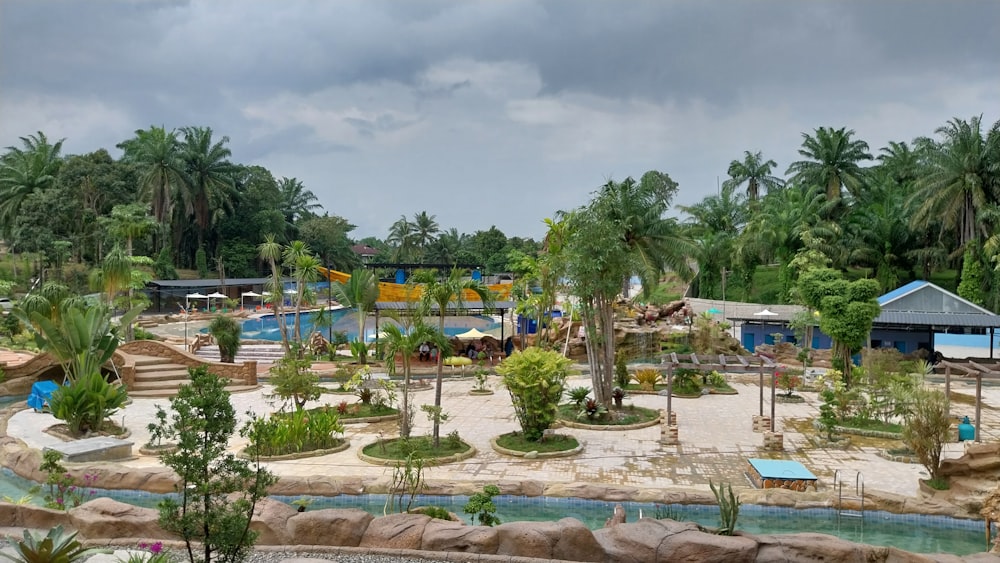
left=319, top=267, right=511, bottom=302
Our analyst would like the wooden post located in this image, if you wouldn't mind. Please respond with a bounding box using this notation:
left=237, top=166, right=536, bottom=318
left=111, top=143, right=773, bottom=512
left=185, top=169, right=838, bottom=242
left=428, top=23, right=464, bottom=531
left=945, top=364, right=951, bottom=401
left=758, top=365, right=764, bottom=417
left=770, top=368, right=777, bottom=432
left=977, top=373, right=983, bottom=443
left=666, top=363, right=674, bottom=421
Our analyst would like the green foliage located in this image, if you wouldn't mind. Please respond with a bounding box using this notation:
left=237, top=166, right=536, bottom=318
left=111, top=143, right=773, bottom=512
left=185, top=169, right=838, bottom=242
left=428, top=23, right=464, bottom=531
left=496, top=347, right=572, bottom=441
left=419, top=506, right=452, bottom=520
left=567, top=386, right=591, bottom=408
left=464, top=484, right=501, bottom=527
left=817, top=390, right=839, bottom=441
left=775, top=370, right=801, bottom=397
left=153, top=366, right=277, bottom=563
left=153, top=247, right=178, bottom=280
left=671, top=368, right=701, bottom=395
left=48, top=371, right=128, bottom=435
left=16, top=302, right=142, bottom=383
left=267, top=354, right=322, bottom=410
left=385, top=453, right=424, bottom=514
left=38, top=450, right=97, bottom=510
left=957, top=242, right=986, bottom=306
left=195, top=246, right=209, bottom=278
left=0, top=525, right=106, bottom=563
left=577, top=397, right=608, bottom=421
left=901, top=388, right=952, bottom=481
left=614, top=353, right=629, bottom=388
left=208, top=314, right=241, bottom=363
left=245, top=407, right=344, bottom=457
left=631, top=368, right=662, bottom=390
left=709, top=480, right=741, bottom=536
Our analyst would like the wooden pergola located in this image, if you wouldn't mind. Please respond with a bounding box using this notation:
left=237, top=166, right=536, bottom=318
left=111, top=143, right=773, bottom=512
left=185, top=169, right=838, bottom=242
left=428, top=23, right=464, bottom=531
left=660, top=353, right=779, bottom=430
left=937, top=360, right=1000, bottom=442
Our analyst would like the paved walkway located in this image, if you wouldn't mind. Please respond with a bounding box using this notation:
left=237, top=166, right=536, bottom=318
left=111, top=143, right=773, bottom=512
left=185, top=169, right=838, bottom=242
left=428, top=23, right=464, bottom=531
left=6, top=372, right=989, bottom=499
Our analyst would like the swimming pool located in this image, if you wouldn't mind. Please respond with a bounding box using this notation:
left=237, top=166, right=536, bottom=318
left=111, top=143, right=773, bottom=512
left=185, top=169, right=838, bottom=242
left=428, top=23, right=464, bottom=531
left=238, top=309, right=500, bottom=342
left=0, top=469, right=988, bottom=555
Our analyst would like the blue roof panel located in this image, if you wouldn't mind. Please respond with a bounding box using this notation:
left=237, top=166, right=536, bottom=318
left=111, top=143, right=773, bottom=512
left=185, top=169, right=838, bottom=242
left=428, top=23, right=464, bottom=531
left=878, top=280, right=929, bottom=306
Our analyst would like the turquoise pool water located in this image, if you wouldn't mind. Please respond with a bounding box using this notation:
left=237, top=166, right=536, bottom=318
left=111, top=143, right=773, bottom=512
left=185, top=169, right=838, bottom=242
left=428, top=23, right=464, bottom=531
left=0, top=469, right=988, bottom=555
left=238, top=310, right=500, bottom=342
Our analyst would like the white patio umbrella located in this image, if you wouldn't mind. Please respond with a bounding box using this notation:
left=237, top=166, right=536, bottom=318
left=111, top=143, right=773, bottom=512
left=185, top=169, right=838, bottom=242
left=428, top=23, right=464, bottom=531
left=241, top=291, right=261, bottom=309
left=184, top=292, right=208, bottom=311
left=754, top=309, right=779, bottom=316
left=455, top=328, right=490, bottom=340
left=207, top=292, right=227, bottom=310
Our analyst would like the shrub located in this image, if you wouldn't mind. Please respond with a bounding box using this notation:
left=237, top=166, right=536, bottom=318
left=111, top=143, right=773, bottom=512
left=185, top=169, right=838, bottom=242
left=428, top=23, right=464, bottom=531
left=1, top=525, right=105, bottom=563
left=496, top=347, right=572, bottom=441
left=246, top=407, right=345, bottom=456
left=614, top=353, right=629, bottom=388
left=902, top=388, right=952, bottom=481
left=268, top=355, right=323, bottom=410
left=567, top=386, right=591, bottom=408
left=419, top=506, right=452, bottom=520
left=48, top=371, right=128, bottom=435
left=577, top=398, right=608, bottom=421
left=208, top=315, right=242, bottom=363
left=632, top=368, right=661, bottom=390
left=464, top=484, right=501, bottom=527
left=775, top=371, right=801, bottom=397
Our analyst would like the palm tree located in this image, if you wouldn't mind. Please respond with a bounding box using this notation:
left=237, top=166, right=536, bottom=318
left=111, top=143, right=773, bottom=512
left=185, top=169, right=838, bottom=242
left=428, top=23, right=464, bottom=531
left=103, top=203, right=156, bottom=257
left=843, top=170, right=914, bottom=291
left=283, top=240, right=320, bottom=351
left=681, top=183, right=748, bottom=299
left=0, top=132, right=64, bottom=238
left=259, top=234, right=291, bottom=353
left=331, top=268, right=381, bottom=364
left=179, top=126, right=236, bottom=250
left=116, top=126, right=186, bottom=245
left=786, top=126, right=873, bottom=202
left=380, top=317, right=446, bottom=439
left=387, top=215, right=416, bottom=262
left=278, top=177, right=321, bottom=237
left=419, top=269, right=494, bottom=446
left=909, top=115, right=1000, bottom=250
left=411, top=211, right=440, bottom=260
left=723, top=150, right=784, bottom=202
left=425, top=228, right=463, bottom=264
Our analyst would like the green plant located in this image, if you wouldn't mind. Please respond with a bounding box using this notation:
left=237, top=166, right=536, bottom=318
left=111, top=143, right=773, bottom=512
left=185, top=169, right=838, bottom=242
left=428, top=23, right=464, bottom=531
left=48, top=371, right=128, bottom=435
left=631, top=368, right=661, bottom=390
left=567, top=386, right=591, bottom=408
left=208, top=314, right=242, bottom=363
left=464, top=484, right=501, bottom=527
left=118, top=542, right=171, bottom=563
left=0, top=525, right=107, bottom=563
left=817, top=389, right=840, bottom=440
left=145, top=408, right=170, bottom=448
left=268, top=353, right=322, bottom=410
left=775, top=370, right=801, bottom=397
left=577, top=398, right=608, bottom=421
left=496, top=347, right=572, bottom=441
left=39, top=450, right=98, bottom=510
left=290, top=497, right=313, bottom=512
left=709, top=480, right=740, bottom=536
left=385, top=452, right=425, bottom=515
left=418, top=506, right=452, bottom=520
left=902, top=388, right=952, bottom=481
left=445, top=429, right=462, bottom=449
left=153, top=366, right=277, bottom=563
left=707, top=370, right=727, bottom=388
left=611, top=386, right=626, bottom=408
left=671, top=368, right=702, bottom=395
left=245, top=406, right=345, bottom=457
left=614, top=353, right=629, bottom=388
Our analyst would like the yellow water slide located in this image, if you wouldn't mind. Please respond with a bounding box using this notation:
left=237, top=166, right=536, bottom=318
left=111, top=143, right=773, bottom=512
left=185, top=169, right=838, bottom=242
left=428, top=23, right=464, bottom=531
left=319, top=267, right=512, bottom=302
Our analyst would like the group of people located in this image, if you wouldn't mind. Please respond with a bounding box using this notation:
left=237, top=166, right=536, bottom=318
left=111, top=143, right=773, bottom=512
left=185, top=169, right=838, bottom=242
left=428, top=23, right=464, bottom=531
left=418, top=341, right=438, bottom=362
left=416, top=336, right=516, bottom=363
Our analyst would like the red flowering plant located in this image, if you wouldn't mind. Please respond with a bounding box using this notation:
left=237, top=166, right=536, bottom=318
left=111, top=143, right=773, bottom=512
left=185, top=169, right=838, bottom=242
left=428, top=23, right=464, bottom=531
left=775, top=369, right=802, bottom=397
left=120, top=541, right=172, bottom=563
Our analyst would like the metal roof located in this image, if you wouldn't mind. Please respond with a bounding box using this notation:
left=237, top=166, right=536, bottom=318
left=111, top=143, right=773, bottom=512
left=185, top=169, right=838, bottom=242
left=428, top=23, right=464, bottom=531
left=375, top=300, right=515, bottom=311
left=877, top=280, right=928, bottom=305
left=148, top=277, right=280, bottom=288
left=874, top=311, right=1000, bottom=328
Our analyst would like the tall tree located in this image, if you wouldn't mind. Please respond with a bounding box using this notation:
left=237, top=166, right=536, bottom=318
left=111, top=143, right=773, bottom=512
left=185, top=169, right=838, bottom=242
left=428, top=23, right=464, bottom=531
left=278, top=177, right=321, bottom=238
left=179, top=126, right=236, bottom=251
left=258, top=234, right=291, bottom=354
left=387, top=215, right=415, bottom=262
left=723, top=150, right=784, bottom=202
left=282, top=240, right=321, bottom=352
left=0, top=132, right=64, bottom=238
left=681, top=182, right=748, bottom=299
left=117, top=126, right=186, bottom=246
left=411, top=211, right=440, bottom=260
left=786, top=126, right=873, bottom=202
left=908, top=115, right=1000, bottom=251
left=418, top=269, right=494, bottom=446
left=331, top=268, right=381, bottom=364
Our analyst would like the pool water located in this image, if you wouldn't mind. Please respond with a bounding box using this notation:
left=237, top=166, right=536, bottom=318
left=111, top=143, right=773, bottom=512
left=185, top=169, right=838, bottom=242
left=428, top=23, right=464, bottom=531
left=237, top=310, right=500, bottom=342
left=0, top=469, right=988, bottom=555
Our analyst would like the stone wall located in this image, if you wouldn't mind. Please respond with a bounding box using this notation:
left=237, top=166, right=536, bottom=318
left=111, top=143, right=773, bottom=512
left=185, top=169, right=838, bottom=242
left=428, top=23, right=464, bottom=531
left=117, top=340, right=257, bottom=386
left=0, top=497, right=989, bottom=562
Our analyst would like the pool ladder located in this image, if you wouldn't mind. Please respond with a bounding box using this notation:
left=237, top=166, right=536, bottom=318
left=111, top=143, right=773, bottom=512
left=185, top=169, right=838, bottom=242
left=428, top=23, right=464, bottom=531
left=835, top=469, right=865, bottom=524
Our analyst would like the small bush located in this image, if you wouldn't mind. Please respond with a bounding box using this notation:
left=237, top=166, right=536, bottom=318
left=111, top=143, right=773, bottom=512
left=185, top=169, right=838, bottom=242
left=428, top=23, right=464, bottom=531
left=246, top=407, right=344, bottom=456
left=632, top=368, right=662, bottom=390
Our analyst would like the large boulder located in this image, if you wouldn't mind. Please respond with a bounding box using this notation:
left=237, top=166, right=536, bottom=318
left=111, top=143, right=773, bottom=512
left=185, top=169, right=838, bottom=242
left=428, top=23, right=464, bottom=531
left=250, top=497, right=299, bottom=544
left=496, top=518, right=603, bottom=562
left=754, top=532, right=927, bottom=562
left=67, top=498, right=167, bottom=540
left=358, top=512, right=428, bottom=550
left=0, top=502, right=68, bottom=530
left=420, top=518, right=498, bottom=554
left=286, top=508, right=373, bottom=547
left=595, top=518, right=756, bottom=563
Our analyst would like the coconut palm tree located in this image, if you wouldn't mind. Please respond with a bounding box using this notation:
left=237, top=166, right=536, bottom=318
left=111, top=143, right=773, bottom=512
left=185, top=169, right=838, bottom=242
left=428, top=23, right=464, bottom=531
left=332, top=268, right=381, bottom=364
left=908, top=115, right=1000, bottom=250
left=380, top=317, right=447, bottom=439
left=0, top=132, right=64, bottom=238
left=278, top=177, right=321, bottom=238
left=259, top=234, right=291, bottom=354
left=786, top=126, right=873, bottom=202
left=387, top=215, right=416, bottom=262
left=419, top=269, right=494, bottom=446
left=283, top=240, right=320, bottom=351
left=723, top=150, right=784, bottom=202
left=411, top=211, right=440, bottom=260
left=179, top=126, right=236, bottom=250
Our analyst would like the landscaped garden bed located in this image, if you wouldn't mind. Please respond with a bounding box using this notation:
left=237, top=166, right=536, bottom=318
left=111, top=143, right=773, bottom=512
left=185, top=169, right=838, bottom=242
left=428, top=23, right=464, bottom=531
left=491, top=431, right=581, bottom=458
left=557, top=404, right=660, bottom=430
left=359, top=434, right=476, bottom=466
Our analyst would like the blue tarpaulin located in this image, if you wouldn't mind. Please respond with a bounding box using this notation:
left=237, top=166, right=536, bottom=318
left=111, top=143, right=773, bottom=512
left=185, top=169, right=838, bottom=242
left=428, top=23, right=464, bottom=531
left=27, top=380, right=58, bottom=412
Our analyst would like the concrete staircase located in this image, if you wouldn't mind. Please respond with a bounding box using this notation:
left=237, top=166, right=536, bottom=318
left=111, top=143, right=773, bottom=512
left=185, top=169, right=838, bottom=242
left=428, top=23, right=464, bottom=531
left=194, top=344, right=286, bottom=364
left=128, top=355, right=259, bottom=398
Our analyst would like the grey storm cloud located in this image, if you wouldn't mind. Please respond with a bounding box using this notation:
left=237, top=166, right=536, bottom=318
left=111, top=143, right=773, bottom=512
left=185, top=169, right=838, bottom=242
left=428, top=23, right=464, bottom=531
left=2, top=0, right=999, bottom=239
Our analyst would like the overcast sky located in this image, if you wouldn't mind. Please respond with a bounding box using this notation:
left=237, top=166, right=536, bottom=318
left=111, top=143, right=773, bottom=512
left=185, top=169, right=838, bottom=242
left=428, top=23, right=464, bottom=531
left=2, top=1, right=998, bottom=241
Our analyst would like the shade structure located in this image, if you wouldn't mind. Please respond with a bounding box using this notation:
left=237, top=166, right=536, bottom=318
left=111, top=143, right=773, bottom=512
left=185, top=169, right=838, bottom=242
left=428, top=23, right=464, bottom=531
left=455, top=328, right=490, bottom=340
left=207, top=292, right=227, bottom=299
left=754, top=309, right=779, bottom=316
left=184, top=293, right=209, bottom=313
left=241, top=291, right=261, bottom=309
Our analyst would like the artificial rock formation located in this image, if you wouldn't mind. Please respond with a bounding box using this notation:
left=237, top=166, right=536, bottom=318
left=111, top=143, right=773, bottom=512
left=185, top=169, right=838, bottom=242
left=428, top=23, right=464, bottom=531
left=0, top=498, right=994, bottom=562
